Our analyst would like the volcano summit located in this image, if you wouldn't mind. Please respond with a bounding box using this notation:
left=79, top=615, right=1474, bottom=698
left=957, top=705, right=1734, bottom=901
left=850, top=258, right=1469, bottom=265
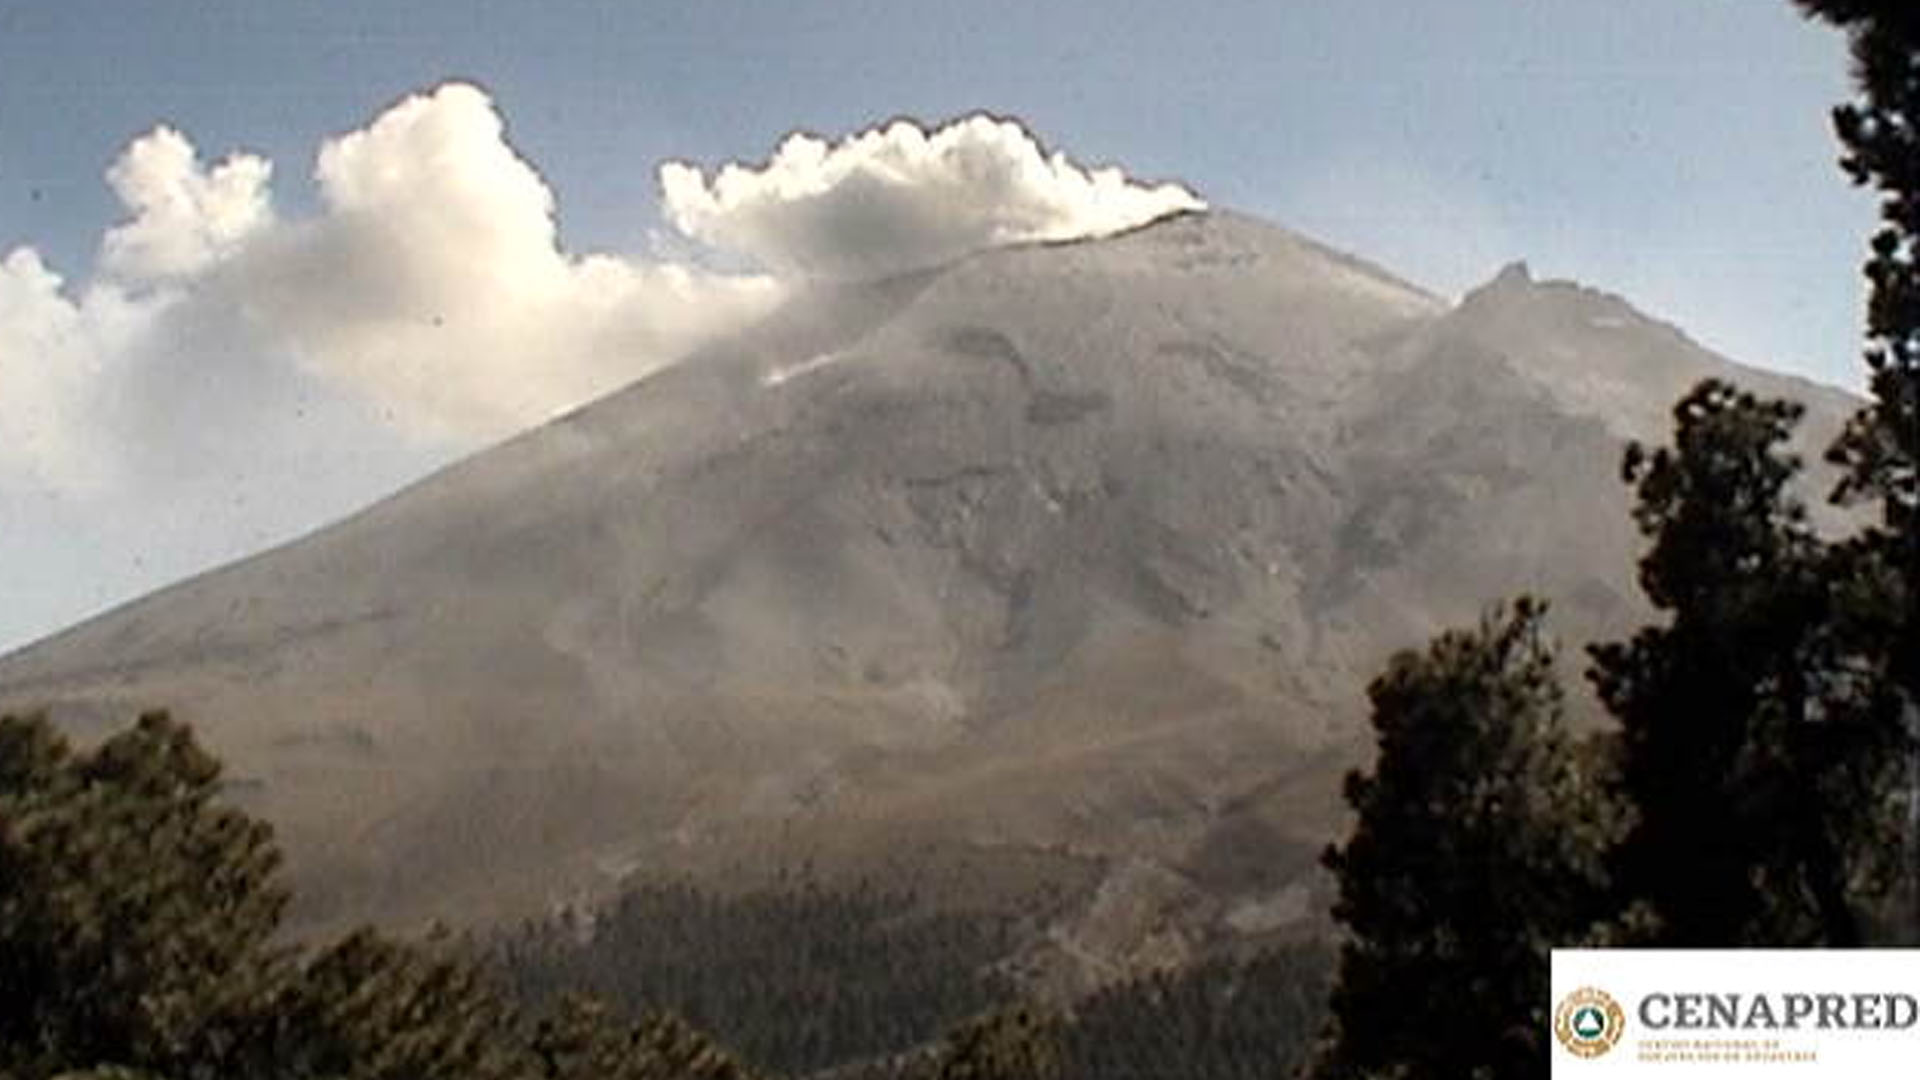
left=0, top=209, right=1858, bottom=983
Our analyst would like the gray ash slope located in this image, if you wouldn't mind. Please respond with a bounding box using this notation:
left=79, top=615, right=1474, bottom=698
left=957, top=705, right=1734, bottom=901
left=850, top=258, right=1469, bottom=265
left=0, top=210, right=1859, bottom=983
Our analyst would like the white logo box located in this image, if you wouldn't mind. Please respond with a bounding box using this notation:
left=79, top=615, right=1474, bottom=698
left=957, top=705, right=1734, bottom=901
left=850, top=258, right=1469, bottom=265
left=1551, top=949, right=1920, bottom=1076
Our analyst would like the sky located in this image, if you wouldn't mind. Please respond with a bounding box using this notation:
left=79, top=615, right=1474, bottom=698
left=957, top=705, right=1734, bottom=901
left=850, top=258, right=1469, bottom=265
left=0, top=0, right=1882, bottom=652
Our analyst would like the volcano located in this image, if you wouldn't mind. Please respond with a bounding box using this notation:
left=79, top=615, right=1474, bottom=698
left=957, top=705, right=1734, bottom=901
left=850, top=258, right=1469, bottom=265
left=0, top=210, right=1860, bottom=983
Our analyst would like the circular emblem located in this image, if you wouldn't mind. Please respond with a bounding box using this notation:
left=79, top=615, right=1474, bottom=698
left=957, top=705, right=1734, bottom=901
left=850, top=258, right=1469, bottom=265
left=1555, top=987, right=1626, bottom=1059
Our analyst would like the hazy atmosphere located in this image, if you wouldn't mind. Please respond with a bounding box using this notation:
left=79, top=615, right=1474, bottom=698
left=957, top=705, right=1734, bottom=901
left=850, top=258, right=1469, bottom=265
left=0, top=0, right=1874, bottom=652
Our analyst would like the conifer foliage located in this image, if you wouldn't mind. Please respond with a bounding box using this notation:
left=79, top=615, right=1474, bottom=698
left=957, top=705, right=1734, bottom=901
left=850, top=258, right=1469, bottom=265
left=1798, top=0, right=1920, bottom=551
left=0, top=712, right=286, bottom=1078
left=1308, top=601, right=1615, bottom=1080
left=494, top=877, right=1018, bottom=1075
left=0, top=711, right=756, bottom=1080
left=1591, top=382, right=1905, bottom=946
left=1795, top=0, right=1920, bottom=926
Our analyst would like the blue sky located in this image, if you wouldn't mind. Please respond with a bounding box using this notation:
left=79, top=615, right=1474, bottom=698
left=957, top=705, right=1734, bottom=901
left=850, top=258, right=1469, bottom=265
left=0, top=0, right=1882, bottom=649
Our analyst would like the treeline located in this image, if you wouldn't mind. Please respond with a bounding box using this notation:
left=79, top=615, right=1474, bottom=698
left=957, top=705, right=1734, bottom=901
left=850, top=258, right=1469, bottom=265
left=493, top=877, right=1334, bottom=1080
left=1060, top=943, right=1331, bottom=1080
left=492, top=878, right=1021, bottom=1075
left=0, top=706, right=1334, bottom=1080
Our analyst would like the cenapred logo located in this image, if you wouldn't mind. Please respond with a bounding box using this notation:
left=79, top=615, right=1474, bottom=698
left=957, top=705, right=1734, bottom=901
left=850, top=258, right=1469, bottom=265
left=1556, top=987, right=1627, bottom=1059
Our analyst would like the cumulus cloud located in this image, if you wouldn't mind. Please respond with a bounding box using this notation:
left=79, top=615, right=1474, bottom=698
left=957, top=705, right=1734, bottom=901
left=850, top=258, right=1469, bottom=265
left=100, top=128, right=275, bottom=284
left=660, top=114, right=1204, bottom=278
left=0, top=250, right=142, bottom=490
left=1, top=87, right=1207, bottom=488
left=228, top=83, right=779, bottom=437
left=0, top=251, right=89, bottom=487
left=1, top=85, right=778, bottom=451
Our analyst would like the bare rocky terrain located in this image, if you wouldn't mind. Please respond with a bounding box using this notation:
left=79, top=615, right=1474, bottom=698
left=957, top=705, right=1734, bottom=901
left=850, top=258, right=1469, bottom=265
left=0, top=209, right=1861, bottom=991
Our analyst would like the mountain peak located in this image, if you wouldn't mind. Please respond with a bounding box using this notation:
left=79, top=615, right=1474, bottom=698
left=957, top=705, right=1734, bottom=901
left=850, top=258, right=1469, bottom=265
left=0, top=205, right=1859, bottom=957
left=1491, top=259, right=1533, bottom=287
left=1453, top=260, right=1540, bottom=311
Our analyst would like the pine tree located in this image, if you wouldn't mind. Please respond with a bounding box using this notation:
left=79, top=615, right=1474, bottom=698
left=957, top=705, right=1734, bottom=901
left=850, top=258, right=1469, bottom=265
left=1793, top=0, right=1920, bottom=937
left=1309, top=600, right=1616, bottom=1080
left=1796, top=0, right=1919, bottom=550
left=0, top=712, right=287, bottom=1079
left=1588, top=381, right=1904, bottom=945
left=0, top=710, right=758, bottom=1080
left=253, top=927, right=535, bottom=1080
left=529, top=994, right=757, bottom=1080
left=930, top=1006, right=1062, bottom=1080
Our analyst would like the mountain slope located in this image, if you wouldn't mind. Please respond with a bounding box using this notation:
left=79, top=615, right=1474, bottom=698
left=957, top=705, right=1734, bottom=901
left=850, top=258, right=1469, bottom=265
left=0, top=210, right=1859, bottom=984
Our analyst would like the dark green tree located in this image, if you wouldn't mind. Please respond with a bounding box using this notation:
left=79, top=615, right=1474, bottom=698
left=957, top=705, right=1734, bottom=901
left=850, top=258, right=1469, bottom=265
left=930, top=1006, right=1062, bottom=1080
left=1589, top=381, right=1904, bottom=946
left=1309, top=600, right=1616, bottom=1080
left=0, top=710, right=755, bottom=1080
left=1793, top=0, right=1920, bottom=935
left=252, top=927, right=535, bottom=1080
left=1062, top=942, right=1332, bottom=1080
left=1796, top=0, right=1919, bottom=549
left=529, top=994, right=757, bottom=1080
left=492, top=875, right=1016, bottom=1075
left=0, top=712, right=287, bottom=1079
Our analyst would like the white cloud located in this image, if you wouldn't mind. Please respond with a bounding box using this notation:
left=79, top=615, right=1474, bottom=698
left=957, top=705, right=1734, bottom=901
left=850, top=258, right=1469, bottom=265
left=100, top=127, right=275, bottom=285
left=0, top=249, right=147, bottom=491
left=660, top=114, right=1205, bottom=278
left=226, top=83, right=780, bottom=438
left=1, top=88, right=1205, bottom=489
left=1, top=85, right=781, bottom=456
